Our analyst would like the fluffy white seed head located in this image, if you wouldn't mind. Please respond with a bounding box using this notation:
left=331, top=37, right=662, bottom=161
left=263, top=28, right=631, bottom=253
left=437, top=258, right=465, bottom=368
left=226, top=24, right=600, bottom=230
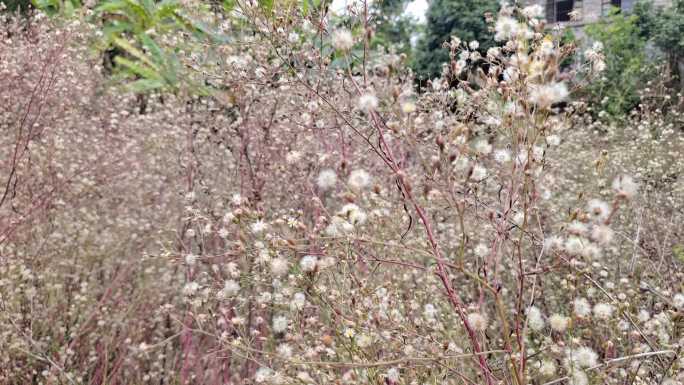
left=612, top=175, right=638, bottom=199
left=221, top=279, right=240, bottom=298
left=529, top=82, right=569, bottom=108
left=332, top=28, right=354, bottom=51
left=565, top=346, right=598, bottom=369
left=591, top=225, right=614, bottom=245
left=270, top=257, right=289, bottom=277
left=568, top=370, right=588, bottom=385
left=272, top=315, right=288, bottom=333
left=316, top=169, right=337, bottom=190
left=549, top=313, right=569, bottom=332
left=593, top=303, right=614, bottom=319
left=673, top=293, right=684, bottom=309
left=539, top=360, right=557, bottom=377
left=527, top=306, right=545, bottom=331
left=358, top=93, right=379, bottom=112
left=299, top=255, right=318, bottom=272
left=574, top=298, right=592, bottom=317
left=348, top=169, right=371, bottom=189
left=386, top=368, right=400, bottom=382
left=467, top=312, right=488, bottom=331
left=587, top=199, right=611, bottom=222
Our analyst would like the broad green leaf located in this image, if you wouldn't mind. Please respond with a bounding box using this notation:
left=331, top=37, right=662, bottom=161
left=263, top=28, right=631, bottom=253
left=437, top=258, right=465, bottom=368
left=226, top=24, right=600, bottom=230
left=113, top=56, right=161, bottom=80
left=127, top=79, right=166, bottom=92
left=223, top=0, right=235, bottom=12
left=113, top=37, right=160, bottom=71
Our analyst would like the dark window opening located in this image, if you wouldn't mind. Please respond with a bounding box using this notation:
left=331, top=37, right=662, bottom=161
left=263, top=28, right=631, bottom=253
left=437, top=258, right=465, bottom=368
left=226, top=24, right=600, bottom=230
left=610, top=0, right=622, bottom=11
left=555, top=0, right=574, bottom=21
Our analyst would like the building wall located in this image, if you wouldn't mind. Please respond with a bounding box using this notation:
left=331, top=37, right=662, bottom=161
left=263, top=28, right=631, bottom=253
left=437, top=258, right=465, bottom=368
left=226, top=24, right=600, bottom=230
left=534, top=0, right=673, bottom=27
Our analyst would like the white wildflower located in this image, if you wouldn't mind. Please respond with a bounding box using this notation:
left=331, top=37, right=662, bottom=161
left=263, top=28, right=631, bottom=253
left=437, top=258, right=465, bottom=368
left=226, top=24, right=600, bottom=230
left=291, top=292, right=306, bottom=310
left=270, top=257, right=289, bottom=277
left=547, top=134, right=561, bottom=146
left=471, top=164, right=488, bottom=181
left=494, top=149, right=511, bottom=163
left=272, top=316, right=288, bottom=333
left=567, top=221, right=588, bottom=236
left=185, top=253, right=198, bottom=266
left=299, top=255, right=318, bottom=272
left=358, top=93, right=379, bottom=112
left=356, top=333, right=373, bottom=348
left=574, top=298, right=591, bottom=317
left=220, top=279, right=240, bottom=298
left=549, top=313, right=569, bottom=332
left=467, top=312, right=488, bottom=331
left=568, top=370, right=588, bottom=385
left=593, top=303, right=613, bottom=320
left=527, top=306, right=545, bottom=331
left=277, top=343, right=293, bottom=359
left=587, top=199, right=610, bottom=222
left=316, top=169, right=337, bottom=190
left=612, top=175, right=638, bottom=199
left=183, top=282, right=200, bottom=296
left=495, top=16, right=520, bottom=41
left=565, top=346, right=598, bottom=369
left=251, top=220, right=268, bottom=234
left=637, top=309, right=651, bottom=323
left=529, top=82, right=569, bottom=108
left=523, top=4, right=543, bottom=18
left=386, top=367, right=400, bottom=382
left=564, top=236, right=585, bottom=256
left=340, top=203, right=367, bottom=225
left=539, top=360, right=556, bottom=376
left=255, top=367, right=273, bottom=383
left=591, top=225, right=614, bottom=245
left=474, top=243, right=489, bottom=258
left=474, top=140, right=492, bottom=155
left=424, top=303, right=438, bottom=320
left=401, top=101, right=417, bottom=114
left=673, top=293, right=684, bottom=309
left=348, top=169, right=371, bottom=189
left=332, top=28, right=354, bottom=51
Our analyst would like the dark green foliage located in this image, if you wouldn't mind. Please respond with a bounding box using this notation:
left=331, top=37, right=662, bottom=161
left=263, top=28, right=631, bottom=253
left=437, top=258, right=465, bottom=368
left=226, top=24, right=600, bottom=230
left=584, top=8, right=654, bottom=119
left=370, top=0, right=417, bottom=54
left=1, top=0, right=32, bottom=12
left=634, top=0, right=684, bottom=84
left=411, top=0, right=499, bottom=81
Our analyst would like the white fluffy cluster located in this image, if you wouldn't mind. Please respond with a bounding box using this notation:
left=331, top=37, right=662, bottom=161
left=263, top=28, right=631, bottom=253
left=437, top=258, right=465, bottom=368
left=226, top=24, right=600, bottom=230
left=299, top=255, right=318, bottom=272
left=272, top=315, right=288, bottom=333
left=358, top=93, right=379, bottom=112
left=332, top=28, right=354, bottom=51
left=316, top=169, right=337, bottom=190
left=529, top=82, right=569, bottom=108
left=527, top=306, right=545, bottom=331
left=348, top=169, right=371, bottom=189
left=467, top=312, right=488, bottom=331
left=612, top=175, right=638, bottom=199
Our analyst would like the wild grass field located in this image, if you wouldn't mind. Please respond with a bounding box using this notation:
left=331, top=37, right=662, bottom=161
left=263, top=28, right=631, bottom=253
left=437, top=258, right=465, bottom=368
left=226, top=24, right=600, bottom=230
left=1, top=1, right=683, bottom=384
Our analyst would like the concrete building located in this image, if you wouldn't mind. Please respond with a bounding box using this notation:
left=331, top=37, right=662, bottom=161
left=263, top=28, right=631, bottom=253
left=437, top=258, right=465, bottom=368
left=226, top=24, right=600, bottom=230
left=529, top=0, right=672, bottom=27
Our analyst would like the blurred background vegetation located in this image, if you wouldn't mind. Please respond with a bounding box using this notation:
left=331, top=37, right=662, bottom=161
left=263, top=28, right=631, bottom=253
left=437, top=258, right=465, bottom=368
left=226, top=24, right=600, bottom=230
left=2, top=0, right=682, bottom=120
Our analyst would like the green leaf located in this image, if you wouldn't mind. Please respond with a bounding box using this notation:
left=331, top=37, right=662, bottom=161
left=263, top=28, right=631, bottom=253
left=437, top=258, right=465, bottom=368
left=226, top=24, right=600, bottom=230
left=112, top=37, right=160, bottom=71
left=95, top=0, right=128, bottom=14
left=139, top=34, right=164, bottom=65
left=258, top=0, right=273, bottom=14
left=223, top=0, right=235, bottom=12
left=113, top=56, right=161, bottom=80
left=127, top=79, right=166, bottom=92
